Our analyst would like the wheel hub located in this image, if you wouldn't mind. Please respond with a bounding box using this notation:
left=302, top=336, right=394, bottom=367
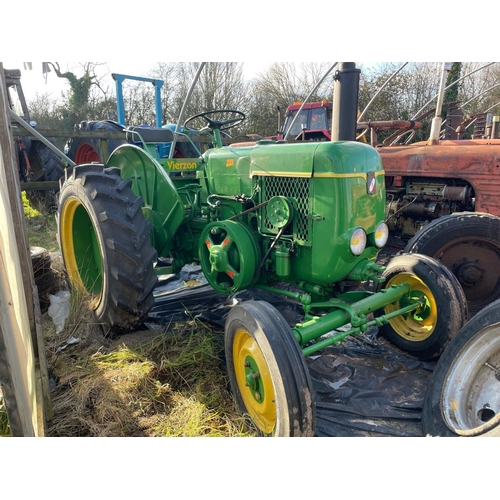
left=244, top=358, right=262, bottom=400
left=437, top=239, right=500, bottom=311
left=455, top=260, right=484, bottom=287
left=441, top=322, right=500, bottom=435
left=209, top=247, right=228, bottom=272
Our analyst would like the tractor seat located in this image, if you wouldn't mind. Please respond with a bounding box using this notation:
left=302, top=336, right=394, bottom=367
left=125, top=126, right=174, bottom=143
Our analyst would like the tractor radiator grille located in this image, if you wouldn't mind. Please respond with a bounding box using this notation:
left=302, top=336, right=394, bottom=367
left=261, top=176, right=310, bottom=241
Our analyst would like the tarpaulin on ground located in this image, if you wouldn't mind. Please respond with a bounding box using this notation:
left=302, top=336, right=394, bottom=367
left=148, top=265, right=432, bottom=437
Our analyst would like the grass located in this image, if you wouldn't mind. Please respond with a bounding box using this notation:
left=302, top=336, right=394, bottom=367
left=0, top=395, right=9, bottom=437
left=44, top=303, right=256, bottom=437
left=22, top=192, right=59, bottom=251
left=2, top=193, right=257, bottom=437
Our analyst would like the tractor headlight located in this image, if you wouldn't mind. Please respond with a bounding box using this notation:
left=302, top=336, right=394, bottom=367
left=373, top=221, right=389, bottom=248
left=350, top=227, right=367, bottom=256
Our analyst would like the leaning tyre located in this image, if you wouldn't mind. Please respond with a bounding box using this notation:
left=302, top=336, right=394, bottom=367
left=30, top=246, right=56, bottom=312
left=225, top=300, right=315, bottom=436
left=26, top=140, right=66, bottom=209
left=422, top=298, right=500, bottom=436
left=30, top=246, right=52, bottom=277
left=57, top=164, right=157, bottom=334
left=404, top=212, right=500, bottom=317
left=374, top=253, right=467, bottom=360
left=66, top=121, right=127, bottom=164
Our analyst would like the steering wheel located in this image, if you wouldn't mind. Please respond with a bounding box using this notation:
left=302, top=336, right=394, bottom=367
left=183, top=109, right=245, bottom=132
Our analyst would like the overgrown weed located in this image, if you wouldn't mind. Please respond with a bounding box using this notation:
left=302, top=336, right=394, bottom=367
left=0, top=395, right=10, bottom=437
left=44, top=296, right=256, bottom=437
left=17, top=192, right=257, bottom=437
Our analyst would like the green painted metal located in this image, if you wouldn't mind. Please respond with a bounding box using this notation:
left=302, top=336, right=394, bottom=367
left=267, top=196, right=292, bottom=229
left=300, top=295, right=423, bottom=356
left=72, top=204, right=102, bottom=294
left=107, top=145, right=187, bottom=257
left=293, top=283, right=412, bottom=345
left=102, top=125, right=427, bottom=352
left=198, top=220, right=260, bottom=293
left=244, top=355, right=266, bottom=403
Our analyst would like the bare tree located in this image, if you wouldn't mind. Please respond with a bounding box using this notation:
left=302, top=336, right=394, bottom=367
left=169, top=62, right=250, bottom=122
left=247, top=62, right=335, bottom=136
left=458, top=62, right=500, bottom=114
left=149, top=62, right=178, bottom=124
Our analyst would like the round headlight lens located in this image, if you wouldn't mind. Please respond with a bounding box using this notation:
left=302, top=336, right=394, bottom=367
left=350, top=227, right=367, bottom=255
left=374, top=222, right=389, bottom=248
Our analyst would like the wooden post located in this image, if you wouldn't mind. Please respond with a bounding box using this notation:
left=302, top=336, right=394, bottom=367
left=0, top=62, right=51, bottom=436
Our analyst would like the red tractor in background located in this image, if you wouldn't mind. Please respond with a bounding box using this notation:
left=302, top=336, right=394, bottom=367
left=274, top=100, right=333, bottom=141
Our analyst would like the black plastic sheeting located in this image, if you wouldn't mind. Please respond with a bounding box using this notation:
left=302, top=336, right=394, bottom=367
left=148, top=265, right=433, bottom=437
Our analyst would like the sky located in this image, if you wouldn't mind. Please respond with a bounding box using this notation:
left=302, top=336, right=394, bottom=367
left=2, top=61, right=278, bottom=103
left=2, top=60, right=412, bottom=107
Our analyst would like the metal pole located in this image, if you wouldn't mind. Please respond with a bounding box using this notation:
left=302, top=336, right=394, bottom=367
left=9, top=109, right=75, bottom=167
left=169, top=62, right=206, bottom=159
left=114, top=75, right=126, bottom=125
left=428, top=62, right=451, bottom=145
left=154, top=83, right=163, bottom=128
left=357, top=62, right=408, bottom=122
left=331, top=62, right=361, bottom=142
left=411, top=62, right=495, bottom=121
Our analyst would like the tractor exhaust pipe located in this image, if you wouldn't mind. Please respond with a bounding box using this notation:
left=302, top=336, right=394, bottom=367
left=331, top=62, right=361, bottom=142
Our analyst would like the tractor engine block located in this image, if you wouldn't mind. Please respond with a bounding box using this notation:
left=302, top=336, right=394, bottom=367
left=385, top=179, right=474, bottom=239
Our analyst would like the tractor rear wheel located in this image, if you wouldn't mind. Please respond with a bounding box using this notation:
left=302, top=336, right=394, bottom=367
left=26, top=140, right=66, bottom=210
left=225, top=300, right=315, bottom=436
left=422, top=298, right=500, bottom=436
left=57, top=164, right=157, bottom=335
left=66, top=121, right=127, bottom=164
left=404, top=212, right=500, bottom=317
left=374, top=253, right=467, bottom=360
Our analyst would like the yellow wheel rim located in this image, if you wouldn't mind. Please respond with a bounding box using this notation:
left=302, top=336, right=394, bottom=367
left=233, top=328, right=276, bottom=434
left=384, top=272, right=437, bottom=342
left=60, top=196, right=103, bottom=308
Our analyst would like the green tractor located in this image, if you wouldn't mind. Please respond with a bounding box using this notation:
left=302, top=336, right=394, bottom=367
left=56, top=63, right=467, bottom=436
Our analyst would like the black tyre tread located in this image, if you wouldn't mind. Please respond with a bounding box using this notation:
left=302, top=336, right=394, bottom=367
left=404, top=212, right=500, bottom=316
left=35, top=269, right=56, bottom=295
left=57, top=164, right=157, bottom=334
left=29, top=141, right=65, bottom=181
left=31, top=141, right=65, bottom=181
left=405, top=212, right=500, bottom=250
left=375, top=253, right=467, bottom=360
left=66, top=121, right=127, bottom=163
left=225, top=300, right=315, bottom=437
left=422, top=297, right=500, bottom=436
left=26, top=141, right=66, bottom=209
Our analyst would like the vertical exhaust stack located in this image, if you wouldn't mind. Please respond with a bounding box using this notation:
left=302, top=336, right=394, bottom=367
left=427, top=62, right=452, bottom=145
left=331, top=62, right=361, bottom=142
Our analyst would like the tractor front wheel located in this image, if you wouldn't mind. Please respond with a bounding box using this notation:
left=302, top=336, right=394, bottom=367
left=57, top=164, right=157, bottom=334
left=225, top=300, right=315, bottom=436
left=422, top=298, right=500, bottom=436
left=375, top=253, right=467, bottom=360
